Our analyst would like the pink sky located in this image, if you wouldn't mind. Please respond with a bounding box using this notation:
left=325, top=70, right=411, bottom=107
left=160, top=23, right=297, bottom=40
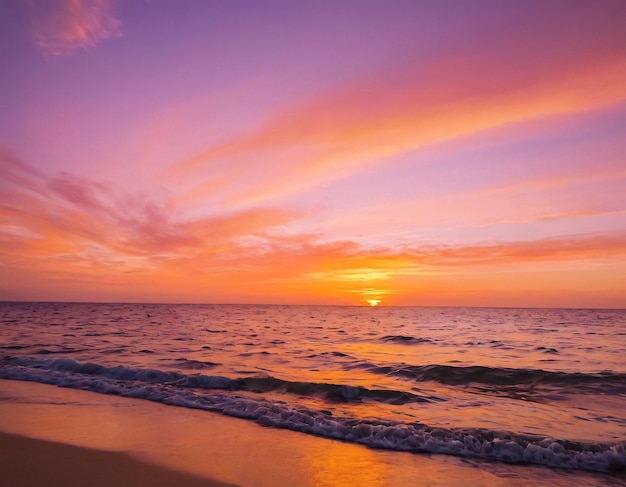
left=1, top=0, right=625, bottom=307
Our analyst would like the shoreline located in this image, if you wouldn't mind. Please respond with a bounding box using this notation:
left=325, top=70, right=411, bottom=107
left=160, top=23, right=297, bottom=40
left=0, top=379, right=621, bottom=487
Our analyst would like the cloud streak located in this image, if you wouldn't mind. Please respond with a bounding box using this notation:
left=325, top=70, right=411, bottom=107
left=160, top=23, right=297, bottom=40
left=0, top=148, right=296, bottom=273
left=27, top=0, right=121, bottom=56
left=164, top=10, right=626, bottom=208
left=4, top=145, right=625, bottom=305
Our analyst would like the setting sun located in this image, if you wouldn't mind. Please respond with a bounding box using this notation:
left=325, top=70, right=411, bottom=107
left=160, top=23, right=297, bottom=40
left=365, top=299, right=381, bottom=307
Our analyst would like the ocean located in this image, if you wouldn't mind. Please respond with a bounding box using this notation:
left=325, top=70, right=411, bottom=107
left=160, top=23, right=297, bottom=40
left=1, top=302, right=625, bottom=482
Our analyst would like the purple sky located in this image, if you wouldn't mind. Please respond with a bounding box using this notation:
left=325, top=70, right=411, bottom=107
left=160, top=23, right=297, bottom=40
left=1, top=0, right=626, bottom=307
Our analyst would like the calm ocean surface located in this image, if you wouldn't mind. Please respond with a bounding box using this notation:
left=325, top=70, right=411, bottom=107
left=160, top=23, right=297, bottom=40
left=1, top=303, right=625, bottom=476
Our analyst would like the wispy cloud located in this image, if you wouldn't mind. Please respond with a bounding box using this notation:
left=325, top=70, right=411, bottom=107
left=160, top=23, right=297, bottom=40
left=0, top=148, right=296, bottom=277
left=164, top=25, right=626, bottom=208
left=3, top=146, right=625, bottom=275
left=3, top=147, right=626, bottom=305
left=27, top=0, right=121, bottom=56
left=412, top=233, right=626, bottom=268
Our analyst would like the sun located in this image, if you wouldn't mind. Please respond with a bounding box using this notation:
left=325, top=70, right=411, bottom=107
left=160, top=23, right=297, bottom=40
left=365, top=299, right=381, bottom=307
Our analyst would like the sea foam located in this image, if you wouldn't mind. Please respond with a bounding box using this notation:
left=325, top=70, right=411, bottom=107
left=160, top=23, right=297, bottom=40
left=1, top=355, right=624, bottom=473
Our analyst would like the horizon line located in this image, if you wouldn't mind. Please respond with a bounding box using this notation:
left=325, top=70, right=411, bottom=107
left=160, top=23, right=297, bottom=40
left=1, top=300, right=624, bottom=312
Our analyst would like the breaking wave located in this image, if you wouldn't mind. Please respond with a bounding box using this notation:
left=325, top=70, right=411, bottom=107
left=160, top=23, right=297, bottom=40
left=367, top=363, right=626, bottom=396
left=1, top=355, right=625, bottom=473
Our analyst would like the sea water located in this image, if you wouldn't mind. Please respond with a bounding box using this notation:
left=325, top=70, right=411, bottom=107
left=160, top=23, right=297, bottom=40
left=1, top=303, right=625, bottom=475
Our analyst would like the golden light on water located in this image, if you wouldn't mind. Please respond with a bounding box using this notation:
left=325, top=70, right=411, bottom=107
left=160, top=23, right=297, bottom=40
left=365, top=299, right=381, bottom=307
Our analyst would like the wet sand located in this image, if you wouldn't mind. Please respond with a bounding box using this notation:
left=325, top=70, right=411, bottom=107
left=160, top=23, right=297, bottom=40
left=0, top=431, right=236, bottom=487
left=0, top=379, right=613, bottom=487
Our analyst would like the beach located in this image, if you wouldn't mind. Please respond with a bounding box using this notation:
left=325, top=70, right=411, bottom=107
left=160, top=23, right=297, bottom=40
left=1, top=378, right=621, bottom=487
left=0, top=431, right=235, bottom=487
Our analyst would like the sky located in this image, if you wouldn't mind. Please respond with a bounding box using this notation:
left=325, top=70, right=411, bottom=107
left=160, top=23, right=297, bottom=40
left=1, top=0, right=626, bottom=308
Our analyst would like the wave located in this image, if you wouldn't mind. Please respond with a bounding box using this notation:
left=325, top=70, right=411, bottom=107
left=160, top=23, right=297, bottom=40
left=168, top=358, right=221, bottom=370
left=1, top=355, right=625, bottom=473
left=0, top=355, right=437, bottom=405
left=367, top=363, right=626, bottom=396
left=381, top=335, right=432, bottom=343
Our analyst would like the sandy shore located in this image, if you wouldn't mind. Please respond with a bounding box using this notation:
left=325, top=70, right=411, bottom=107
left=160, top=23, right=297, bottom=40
left=0, top=379, right=616, bottom=487
left=0, top=431, right=236, bottom=487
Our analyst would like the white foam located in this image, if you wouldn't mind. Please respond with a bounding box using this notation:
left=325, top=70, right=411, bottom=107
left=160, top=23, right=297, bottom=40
left=1, top=355, right=624, bottom=473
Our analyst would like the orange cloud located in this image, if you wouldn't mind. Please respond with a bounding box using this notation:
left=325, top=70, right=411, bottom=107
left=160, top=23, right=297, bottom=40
left=164, top=28, right=626, bottom=208
left=411, top=232, right=626, bottom=268
left=26, top=0, right=121, bottom=56
left=3, top=198, right=626, bottom=306
left=3, top=139, right=625, bottom=307
left=0, top=149, right=296, bottom=277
